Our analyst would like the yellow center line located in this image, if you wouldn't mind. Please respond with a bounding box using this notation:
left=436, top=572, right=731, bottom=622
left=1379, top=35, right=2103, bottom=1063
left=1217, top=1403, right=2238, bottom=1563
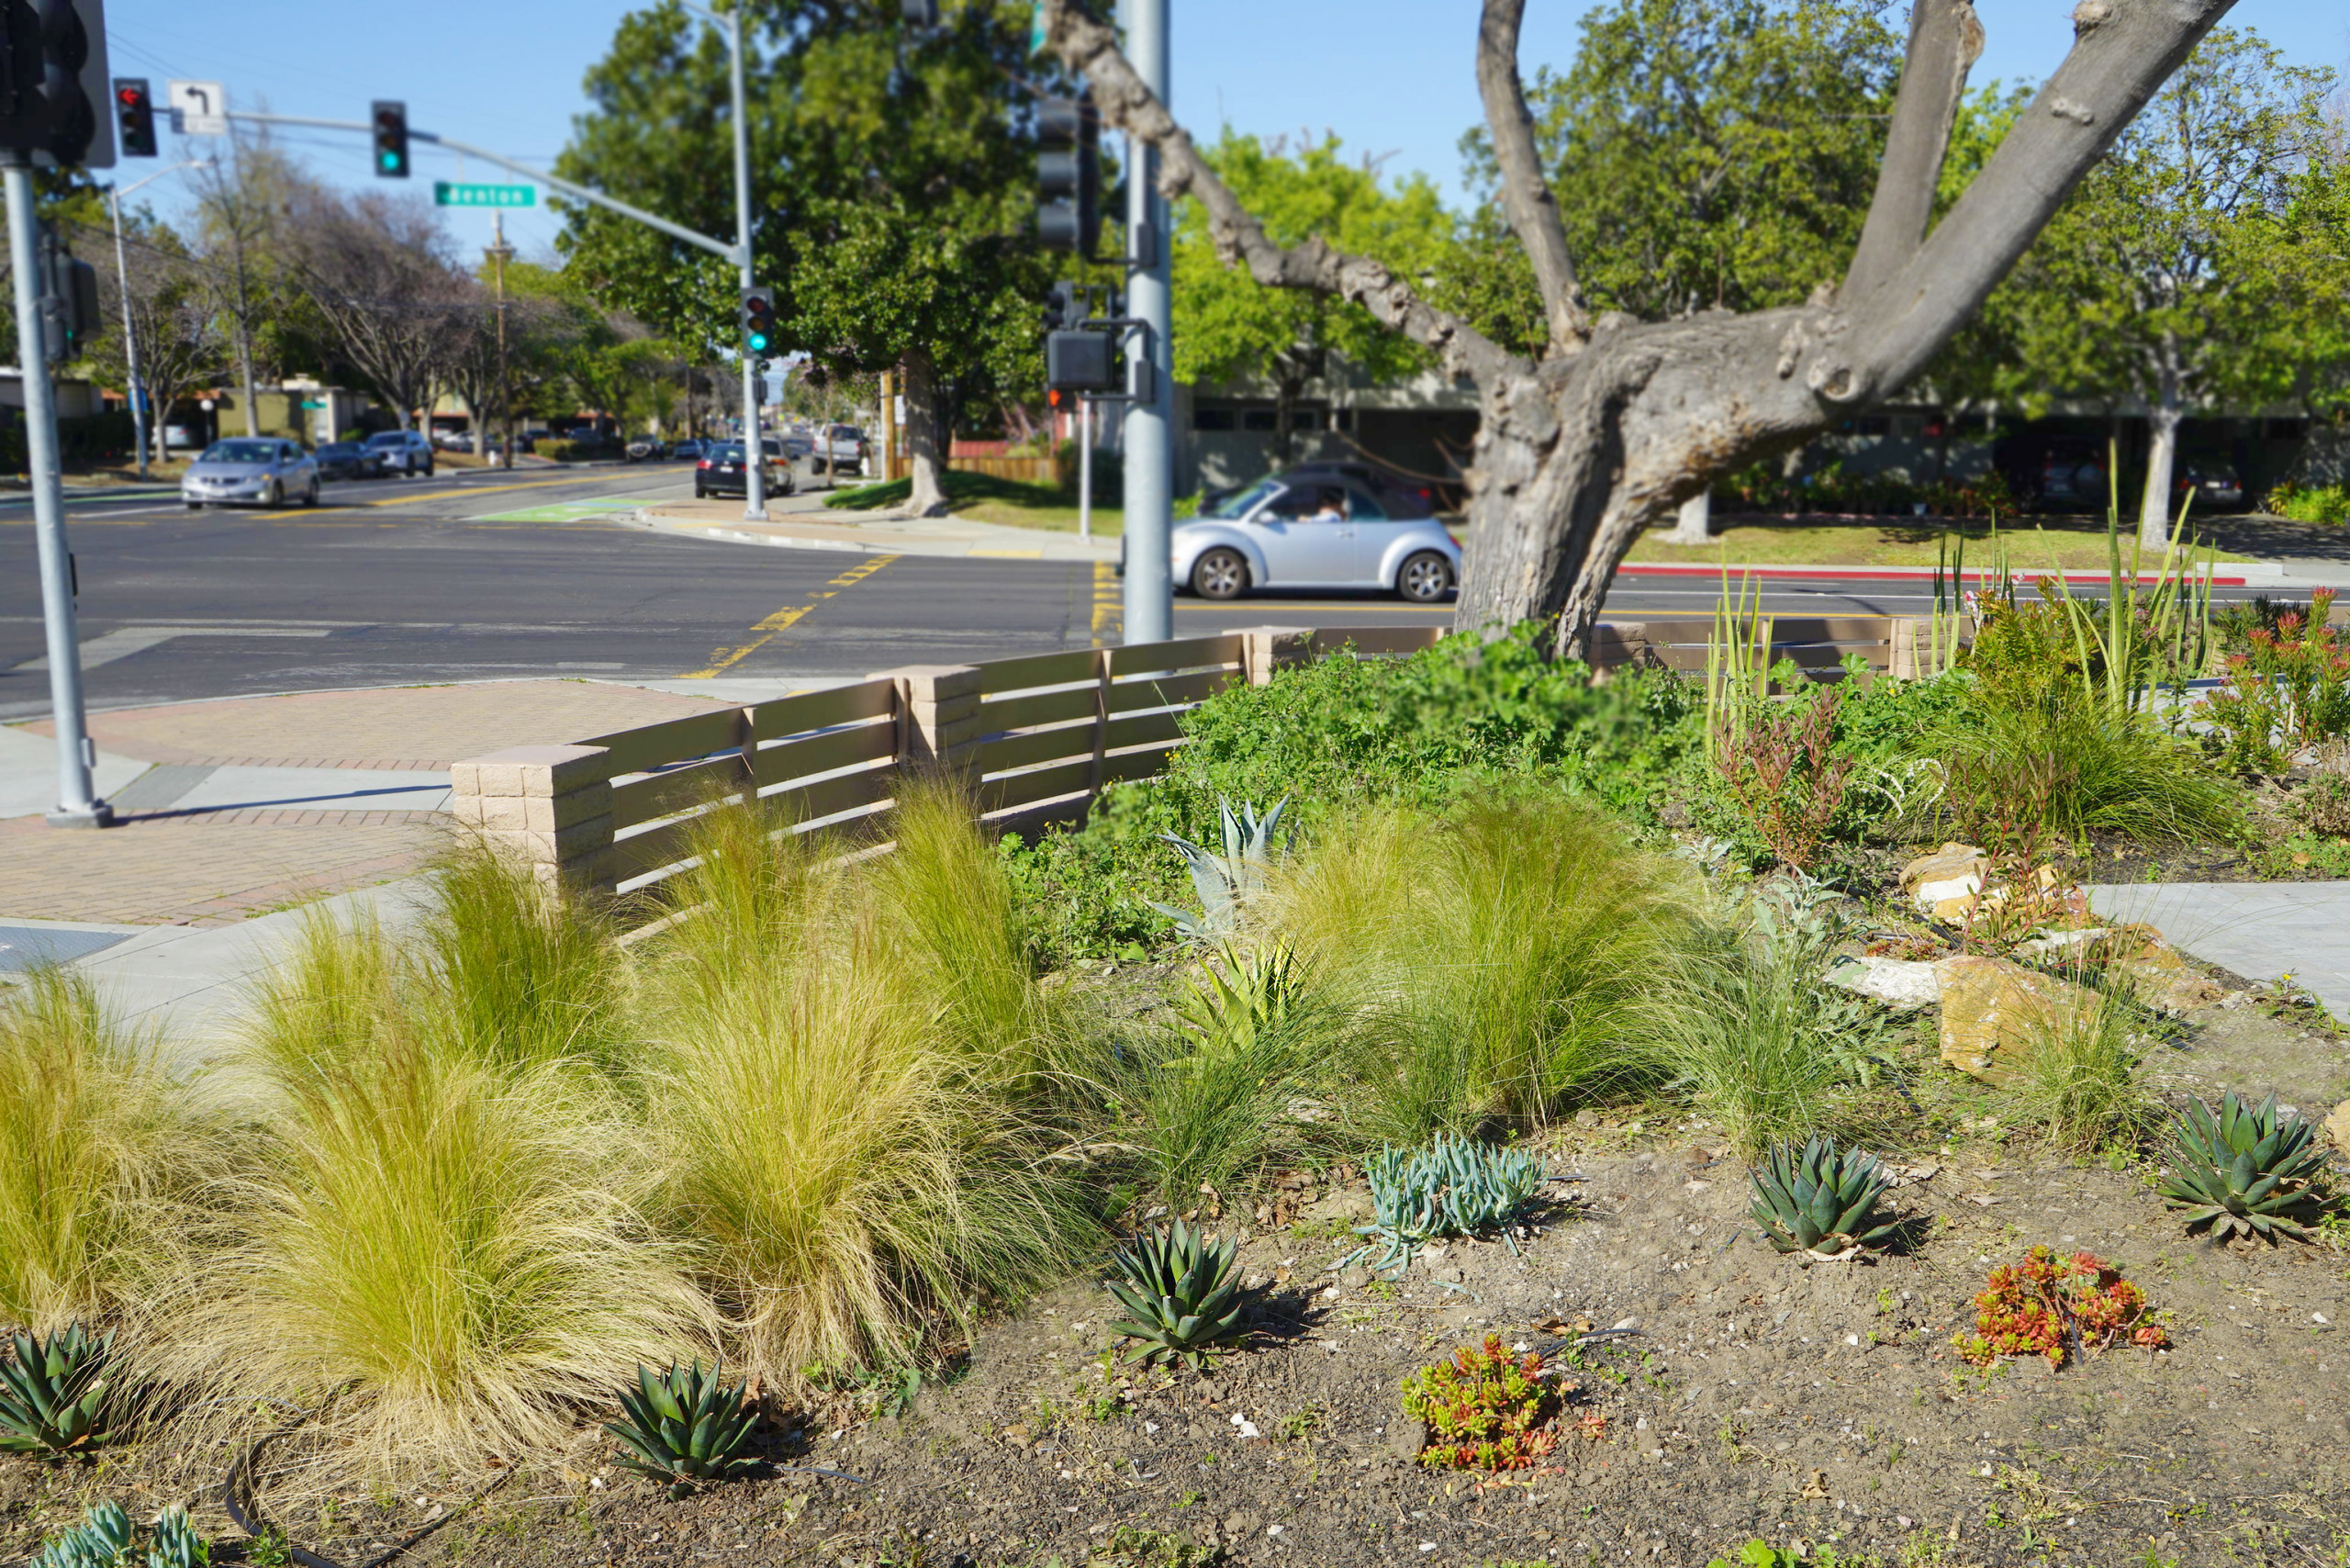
left=1091, top=561, right=1120, bottom=646
left=683, top=554, right=901, bottom=678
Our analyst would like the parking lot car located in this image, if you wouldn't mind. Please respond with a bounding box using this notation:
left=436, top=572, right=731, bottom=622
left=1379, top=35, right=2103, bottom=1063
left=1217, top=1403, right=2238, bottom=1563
left=624, top=433, right=669, bottom=463
left=2175, top=460, right=2244, bottom=511
left=313, top=440, right=386, bottom=481
left=182, top=438, right=321, bottom=510
left=694, top=442, right=796, bottom=498
left=365, top=429, right=436, bottom=477
left=1169, top=474, right=1460, bottom=601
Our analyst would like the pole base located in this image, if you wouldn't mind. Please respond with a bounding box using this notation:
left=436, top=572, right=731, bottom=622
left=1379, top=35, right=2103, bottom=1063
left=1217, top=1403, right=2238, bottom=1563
left=743, top=507, right=769, bottom=522
left=45, top=801, right=116, bottom=829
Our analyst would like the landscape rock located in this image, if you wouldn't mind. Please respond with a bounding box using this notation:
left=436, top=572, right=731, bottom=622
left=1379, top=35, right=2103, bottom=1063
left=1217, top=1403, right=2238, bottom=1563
left=1826, top=955, right=1942, bottom=1010
left=1932, top=955, right=2101, bottom=1084
left=2327, top=1100, right=2350, bottom=1149
left=2013, top=925, right=2223, bottom=1014
left=1900, top=843, right=1986, bottom=913
left=1301, top=1188, right=1374, bottom=1224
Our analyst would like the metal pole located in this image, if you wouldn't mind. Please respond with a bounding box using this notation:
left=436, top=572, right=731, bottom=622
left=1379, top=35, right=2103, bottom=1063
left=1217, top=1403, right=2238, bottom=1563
left=5, top=159, right=110, bottom=827
left=1078, top=395, right=1092, bottom=543
left=1119, top=0, right=1173, bottom=644
left=491, top=209, right=513, bottom=470
left=721, top=9, right=767, bottom=521
left=106, top=186, right=148, bottom=477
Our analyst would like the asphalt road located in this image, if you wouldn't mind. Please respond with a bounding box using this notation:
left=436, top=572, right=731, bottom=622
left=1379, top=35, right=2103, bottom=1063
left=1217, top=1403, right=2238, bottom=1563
left=0, top=462, right=2274, bottom=721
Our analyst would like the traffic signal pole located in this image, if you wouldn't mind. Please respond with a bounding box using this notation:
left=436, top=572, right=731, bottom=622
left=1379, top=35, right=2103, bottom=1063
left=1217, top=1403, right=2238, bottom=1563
left=712, top=3, right=767, bottom=521
left=3, top=154, right=110, bottom=827
left=1119, top=0, right=1174, bottom=644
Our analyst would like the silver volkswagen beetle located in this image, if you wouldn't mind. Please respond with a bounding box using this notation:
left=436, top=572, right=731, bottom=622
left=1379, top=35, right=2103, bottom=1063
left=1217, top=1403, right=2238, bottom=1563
left=182, top=438, right=320, bottom=510
left=1170, top=474, right=1460, bottom=601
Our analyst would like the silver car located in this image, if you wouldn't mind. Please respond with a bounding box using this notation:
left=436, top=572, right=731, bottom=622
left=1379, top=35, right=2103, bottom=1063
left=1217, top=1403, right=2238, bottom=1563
left=181, top=438, right=320, bottom=510
left=1170, top=476, right=1461, bottom=601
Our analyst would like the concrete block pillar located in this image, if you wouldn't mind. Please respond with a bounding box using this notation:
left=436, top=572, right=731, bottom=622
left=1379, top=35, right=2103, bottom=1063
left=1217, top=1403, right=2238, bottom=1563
left=449, top=742, right=617, bottom=899
left=874, top=664, right=984, bottom=771
left=1233, top=626, right=1315, bottom=687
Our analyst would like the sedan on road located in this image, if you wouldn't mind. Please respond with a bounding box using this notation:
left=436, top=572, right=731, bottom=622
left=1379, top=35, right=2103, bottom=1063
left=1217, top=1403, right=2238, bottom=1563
left=694, top=442, right=796, bottom=499
left=313, top=441, right=386, bottom=481
left=182, top=439, right=321, bottom=510
left=1169, top=475, right=1460, bottom=601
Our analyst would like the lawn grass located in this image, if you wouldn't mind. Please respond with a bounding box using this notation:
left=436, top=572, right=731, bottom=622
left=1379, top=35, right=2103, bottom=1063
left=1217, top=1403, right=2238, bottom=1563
left=1622, top=514, right=2255, bottom=568
left=828, top=471, right=1124, bottom=535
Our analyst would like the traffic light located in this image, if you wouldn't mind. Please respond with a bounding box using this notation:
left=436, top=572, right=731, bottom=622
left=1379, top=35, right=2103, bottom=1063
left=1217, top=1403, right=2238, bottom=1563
left=36, top=224, right=98, bottom=363
left=371, top=99, right=408, bottom=178
left=740, top=286, right=776, bottom=355
left=1036, top=94, right=1099, bottom=257
left=0, top=1, right=116, bottom=169
left=111, top=75, right=153, bottom=157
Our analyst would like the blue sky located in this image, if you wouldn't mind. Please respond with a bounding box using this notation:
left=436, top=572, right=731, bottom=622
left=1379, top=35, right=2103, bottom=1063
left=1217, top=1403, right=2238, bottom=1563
left=105, top=0, right=2349, bottom=269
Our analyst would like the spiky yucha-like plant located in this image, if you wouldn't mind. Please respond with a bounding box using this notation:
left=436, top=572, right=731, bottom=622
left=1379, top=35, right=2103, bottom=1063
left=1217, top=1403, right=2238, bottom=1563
left=605, top=1361, right=760, bottom=1494
left=1748, top=1137, right=1897, bottom=1260
left=1104, top=1218, right=1246, bottom=1372
left=0, top=1325, right=112, bottom=1456
left=2157, top=1092, right=2329, bottom=1241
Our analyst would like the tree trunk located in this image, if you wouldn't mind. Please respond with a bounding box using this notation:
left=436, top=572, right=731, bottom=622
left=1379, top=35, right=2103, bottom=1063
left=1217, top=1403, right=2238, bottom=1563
left=1271, top=372, right=1299, bottom=468
left=2138, top=358, right=2183, bottom=549
left=235, top=317, right=260, bottom=438
left=1667, top=489, right=1712, bottom=544
left=902, top=348, right=950, bottom=516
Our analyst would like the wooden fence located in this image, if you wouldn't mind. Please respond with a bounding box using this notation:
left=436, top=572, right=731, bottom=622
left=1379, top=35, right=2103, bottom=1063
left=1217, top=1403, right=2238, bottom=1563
left=451, top=616, right=1929, bottom=911
left=878, top=453, right=1061, bottom=487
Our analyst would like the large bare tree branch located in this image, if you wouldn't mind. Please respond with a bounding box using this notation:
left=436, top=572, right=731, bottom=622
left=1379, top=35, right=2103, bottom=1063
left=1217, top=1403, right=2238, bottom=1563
left=1840, top=0, right=1985, bottom=305
left=1811, top=0, right=2236, bottom=406
left=1476, top=0, right=1589, bottom=356
left=1042, top=0, right=1526, bottom=388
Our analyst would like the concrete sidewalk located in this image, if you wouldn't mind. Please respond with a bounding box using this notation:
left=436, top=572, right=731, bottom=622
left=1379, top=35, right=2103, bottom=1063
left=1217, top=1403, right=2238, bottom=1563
left=2089, top=882, right=2350, bottom=1023
left=630, top=497, right=1121, bottom=563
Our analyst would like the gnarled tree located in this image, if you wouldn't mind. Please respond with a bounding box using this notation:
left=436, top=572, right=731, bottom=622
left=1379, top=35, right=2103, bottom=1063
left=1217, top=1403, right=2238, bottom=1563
left=1041, top=0, right=2240, bottom=655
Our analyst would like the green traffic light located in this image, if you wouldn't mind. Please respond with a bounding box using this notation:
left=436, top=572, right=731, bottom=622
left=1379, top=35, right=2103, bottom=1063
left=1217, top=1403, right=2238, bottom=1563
left=748, top=332, right=769, bottom=352
left=380, top=152, right=397, bottom=171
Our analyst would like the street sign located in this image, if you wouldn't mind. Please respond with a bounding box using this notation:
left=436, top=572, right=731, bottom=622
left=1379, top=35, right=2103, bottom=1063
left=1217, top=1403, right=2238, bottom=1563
left=1029, top=2, right=1049, bottom=55
left=299, top=399, right=324, bottom=409
left=166, top=80, right=228, bottom=137
left=434, top=182, right=536, bottom=208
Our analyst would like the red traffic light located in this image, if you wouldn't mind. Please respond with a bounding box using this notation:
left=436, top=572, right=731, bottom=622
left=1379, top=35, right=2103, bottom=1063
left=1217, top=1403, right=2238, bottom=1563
left=113, top=76, right=157, bottom=159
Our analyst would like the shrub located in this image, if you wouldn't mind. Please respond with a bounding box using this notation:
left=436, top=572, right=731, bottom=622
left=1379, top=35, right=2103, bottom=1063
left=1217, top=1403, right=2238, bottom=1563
left=1953, top=1247, right=2165, bottom=1369
left=0, top=968, right=218, bottom=1333
left=2266, top=482, right=2350, bottom=525
left=633, top=800, right=1090, bottom=1387
left=1713, top=677, right=1853, bottom=870
left=1399, top=1335, right=1561, bottom=1471
left=1267, top=795, right=1701, bottom=1137
left=2196, top=590, right=2350, bottom=773
left=2289, top=768, right=2350, bottom=838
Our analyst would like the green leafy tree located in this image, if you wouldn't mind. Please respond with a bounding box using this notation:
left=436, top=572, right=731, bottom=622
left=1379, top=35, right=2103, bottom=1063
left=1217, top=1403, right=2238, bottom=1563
left=1173, top=133, right=1452, bottom=464
left=1995, top=29, right=2336, bottom=544
left=559, top=0, right=1065, bottom=514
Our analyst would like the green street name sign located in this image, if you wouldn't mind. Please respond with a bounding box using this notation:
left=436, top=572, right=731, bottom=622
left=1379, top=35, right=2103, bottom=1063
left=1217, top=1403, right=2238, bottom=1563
left=433, top=182, right=537, bottom=208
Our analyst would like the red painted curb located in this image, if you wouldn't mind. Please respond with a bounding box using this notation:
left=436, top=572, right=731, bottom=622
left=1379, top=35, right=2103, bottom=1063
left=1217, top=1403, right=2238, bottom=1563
left=1615, top=561, right=2260, bottom=588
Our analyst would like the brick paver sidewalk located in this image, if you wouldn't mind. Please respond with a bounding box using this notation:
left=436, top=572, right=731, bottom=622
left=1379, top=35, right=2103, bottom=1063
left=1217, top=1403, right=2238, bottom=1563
left=3, top=679, right=733, bottom=924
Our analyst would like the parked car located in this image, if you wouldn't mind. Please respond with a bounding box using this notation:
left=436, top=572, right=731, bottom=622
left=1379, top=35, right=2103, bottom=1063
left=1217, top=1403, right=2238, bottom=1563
left=365, top=429, right=436, bottom=477
left=2174, top=460, right=2244, bottom=512
left=624, top=433, right=669, bottom=463
left=1168, top=474, right=1460, bottom=601
left=814, top=423, right=867, bottom=478
left=670, top=438, right=708, bottom=463
left=564, top=428, right=620, bottom=459
left=518, top=428, right=554, bottom=454
left=182, top=438, right=321, bottom=510
left=2033, top=446, right=2107, bottom=510
left=313, top=441, right=386, bottom=481
left=694, top=442, right=796, bottom=499
left=430, top=430, right=476, bottom=453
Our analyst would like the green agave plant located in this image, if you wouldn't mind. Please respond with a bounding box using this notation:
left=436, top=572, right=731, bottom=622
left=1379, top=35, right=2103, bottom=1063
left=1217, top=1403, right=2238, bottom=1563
left=0, top=1324, right=113, bottom=1457
left=605, top=1361, right=761, bottom=1494
left=1149, top=797, right=1291, bottom=941
left=1749, top=1137, right=1898, bottom=1260
left=2157, top=1091, right=2330, bottom=1241
left=1104, top=1218, right=1246, bottom=1372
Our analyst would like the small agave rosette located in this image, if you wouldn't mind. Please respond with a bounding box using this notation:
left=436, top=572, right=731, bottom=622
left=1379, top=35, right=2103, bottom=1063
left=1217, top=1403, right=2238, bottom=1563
left=1748, top=1136, right=1899, bottom=1261
left=2156, top=1091, right=2330, bottom=1241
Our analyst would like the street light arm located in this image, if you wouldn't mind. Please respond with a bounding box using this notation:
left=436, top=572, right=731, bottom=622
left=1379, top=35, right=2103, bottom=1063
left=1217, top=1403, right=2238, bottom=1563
left=114, top=156, right=212, bottom=202
left=220, top=111, right=746, bottom=266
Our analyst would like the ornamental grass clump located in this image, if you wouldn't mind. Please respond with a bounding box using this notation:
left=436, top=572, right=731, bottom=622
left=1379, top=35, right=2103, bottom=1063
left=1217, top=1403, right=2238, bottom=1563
left=633, top=795, right=1089, bottom=1389
left=1267, top=796, right=1699, bottom=1137
left=1399, top=1335, right=1561, bottom=1472
left=1953, top=1247, right=2165, bottom=1369
left=0, top=969, right=220, bottom=1337
left=2156, top=1091, right=2329, bottom=1241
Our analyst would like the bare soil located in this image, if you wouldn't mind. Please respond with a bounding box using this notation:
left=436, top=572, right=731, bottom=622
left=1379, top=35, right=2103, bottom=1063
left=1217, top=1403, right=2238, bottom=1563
left=6, top=991, right=2347, bottom=1568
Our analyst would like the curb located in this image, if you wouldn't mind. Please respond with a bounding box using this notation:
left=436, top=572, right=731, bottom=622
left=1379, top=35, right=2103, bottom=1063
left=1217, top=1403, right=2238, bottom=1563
left=629, top=508, right=1121, bottom=564
left=1615, top=560, right=2304, bottom=588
